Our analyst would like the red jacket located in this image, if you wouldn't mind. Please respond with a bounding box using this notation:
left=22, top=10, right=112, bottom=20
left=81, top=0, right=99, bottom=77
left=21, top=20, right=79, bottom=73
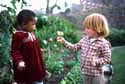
left=11, top=30, right=46, bottom=83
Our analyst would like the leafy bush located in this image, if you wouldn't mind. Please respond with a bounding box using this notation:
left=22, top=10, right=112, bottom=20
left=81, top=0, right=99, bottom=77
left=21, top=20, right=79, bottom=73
left=35, top=15, right=80, bottom=50
left=60, top=62, right=83, bottom=84
left=64, top=60, right=76, bottom=69
left=35, top=15, right=80, bottom=75
left=45, top=53, right=64, bottom=74
left=36, top=15, right=49, bottom=29
left=107, top=28, right=125, bottom=47
left=0, top=10, right=14, bottom=84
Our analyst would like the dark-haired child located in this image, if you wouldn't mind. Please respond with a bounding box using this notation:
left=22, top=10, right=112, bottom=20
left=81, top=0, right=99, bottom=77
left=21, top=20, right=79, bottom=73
left=11, top=9, right=46, bottom=84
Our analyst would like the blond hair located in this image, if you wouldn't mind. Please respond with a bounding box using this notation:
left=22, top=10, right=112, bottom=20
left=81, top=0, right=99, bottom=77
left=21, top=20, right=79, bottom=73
left=83, top=13, right=109, bottom=37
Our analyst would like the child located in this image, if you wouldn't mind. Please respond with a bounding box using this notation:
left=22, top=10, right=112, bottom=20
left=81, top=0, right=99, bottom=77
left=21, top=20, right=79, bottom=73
left=57, top=13, right=112, bottom=84
left=11, top=9, right=46, bottom=84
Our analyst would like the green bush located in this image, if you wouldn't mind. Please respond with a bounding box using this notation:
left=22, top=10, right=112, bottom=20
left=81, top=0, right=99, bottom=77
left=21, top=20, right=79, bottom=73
left=0, top=10, right=14, bottom=84
left=35, top=15, right=80, bottom=50
left=36, top=15, right=49, bottom=29
left=64, top=60, right=76, bottom=69
left=60, top=62, right=83, bottom=84
left=107, top=28, right=125, bottom=47
left=35, top=15, right=80, bottom=75
left=45, top=53, right=64, bottom=74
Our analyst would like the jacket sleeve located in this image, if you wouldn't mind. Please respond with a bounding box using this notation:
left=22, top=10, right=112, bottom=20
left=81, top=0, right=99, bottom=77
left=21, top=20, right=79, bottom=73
left=63, top=38, right=84, bottom=52
left=96, top=42, right=111, bottom=66
left=11, top=33, right=24, bottom=66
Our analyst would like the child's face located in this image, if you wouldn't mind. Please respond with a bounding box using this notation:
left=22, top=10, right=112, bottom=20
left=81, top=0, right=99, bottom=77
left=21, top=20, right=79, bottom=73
left=84, top=27, right=98, bottom=38
left=23, top=19, right=37, bottom=32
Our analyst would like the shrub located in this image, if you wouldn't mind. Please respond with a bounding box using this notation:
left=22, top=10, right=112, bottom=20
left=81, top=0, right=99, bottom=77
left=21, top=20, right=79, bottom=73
left=36, top=15, right=49, bottom=29
left=0, top=10, right=14, bottom=84
left=35, top=15, right=80, bottom=75
left=45, top=53, right=64, bottom=74
left=107, top=28, right=125, bottom=47
left=35, top=15, right=80, bottom=50
left=60, top=62, right=83, bottom=84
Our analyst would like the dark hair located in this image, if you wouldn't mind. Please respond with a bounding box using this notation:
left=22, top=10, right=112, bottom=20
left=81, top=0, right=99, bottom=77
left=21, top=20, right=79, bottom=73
left=16, top=9, right=36, bottom=25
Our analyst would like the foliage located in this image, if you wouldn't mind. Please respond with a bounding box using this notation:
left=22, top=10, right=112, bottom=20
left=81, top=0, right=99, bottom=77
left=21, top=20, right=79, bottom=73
left=36, top=15, right=49, bottom=28
left=0, top=65, right=13, bottom=84
left=64, top=60, right=76, bottom=69
left=0, top=0, right=27, bottom=16
left=45, top=53, right=64, bottom=74
left=111, top=46, right=125, bottom=84
left=60, top=62, right=83, bottom=84
left=0, top=10, right=14, bottom=84
left=0, top=0, right=27, bottom=83
left=35, top=15, right=80, bottom=76
left=106, top=28, right=125, bottom=46
left=35, top=15, right=80, bottom=50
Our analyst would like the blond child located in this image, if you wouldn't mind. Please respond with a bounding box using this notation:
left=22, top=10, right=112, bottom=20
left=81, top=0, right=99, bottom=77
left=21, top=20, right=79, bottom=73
left=57, top=13, right=112, bottom=84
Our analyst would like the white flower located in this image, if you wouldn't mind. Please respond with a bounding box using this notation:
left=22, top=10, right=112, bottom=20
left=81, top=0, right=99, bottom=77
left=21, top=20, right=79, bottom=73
left=43, top=40, right=47, bottom=45
left=60, top=49, right=64, bottom=53
left=48, top=38, right=53, bottom=42
left=57, top=31, right=64, bottom=36
left=12, top=28, right=16, bottom=34
left=54, top=44, right=57, bottom=48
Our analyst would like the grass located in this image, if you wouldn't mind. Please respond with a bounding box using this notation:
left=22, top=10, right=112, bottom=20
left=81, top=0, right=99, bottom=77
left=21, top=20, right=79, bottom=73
left=112, top=46, right=125, bottom=84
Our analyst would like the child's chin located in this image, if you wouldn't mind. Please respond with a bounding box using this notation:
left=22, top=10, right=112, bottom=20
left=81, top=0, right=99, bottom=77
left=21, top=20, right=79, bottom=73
left=33, top=28, right=36, bottom=30
left=29, top=29, right=35, bottom=32
left=88, top=36, right=94, bottom=38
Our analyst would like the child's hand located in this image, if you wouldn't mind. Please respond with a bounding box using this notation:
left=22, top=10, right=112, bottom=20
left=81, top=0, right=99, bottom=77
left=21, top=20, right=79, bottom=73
left=45, top=70, right=51, bottom=79
left=57, top=31, right=64, bottom=44
left=17, top=61, right=25, bottom=71
left=12, top=81, right=18, bottom=84
left=57, top=36, right=65, bottom=44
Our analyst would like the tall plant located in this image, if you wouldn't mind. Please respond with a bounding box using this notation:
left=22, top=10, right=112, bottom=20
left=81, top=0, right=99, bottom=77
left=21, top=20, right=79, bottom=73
left=0, top=0, right=27, bottom=83
left=0, top=10, right=14, bottom=84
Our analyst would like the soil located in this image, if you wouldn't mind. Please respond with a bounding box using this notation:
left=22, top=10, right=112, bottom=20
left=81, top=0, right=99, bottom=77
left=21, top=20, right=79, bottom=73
left=44, top=73, right=64, bottom=84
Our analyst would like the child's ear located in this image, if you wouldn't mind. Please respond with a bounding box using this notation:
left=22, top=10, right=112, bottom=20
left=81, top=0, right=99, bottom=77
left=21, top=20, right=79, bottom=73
left=21, top=23, right=27, bottom=29
left=22, top=22, right=26, bottom=25
left=22, top=22, right=27, bottom=27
